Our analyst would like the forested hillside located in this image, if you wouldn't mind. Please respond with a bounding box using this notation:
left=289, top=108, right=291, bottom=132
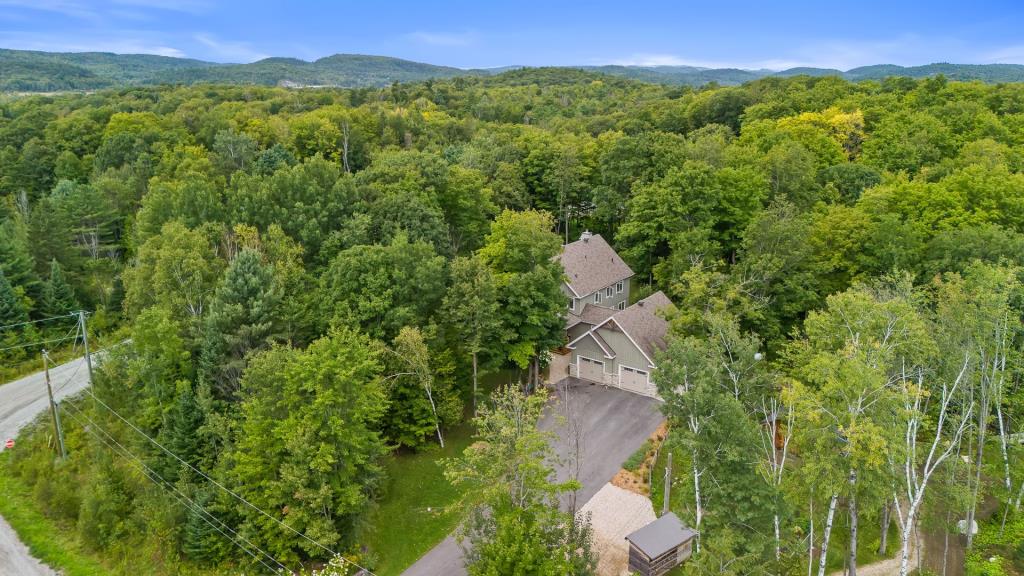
left=8, top=47, right=1024, bottom=92
left=1, top=71, right=1023, bottom=575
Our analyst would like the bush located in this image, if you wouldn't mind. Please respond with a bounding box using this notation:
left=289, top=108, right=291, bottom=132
left=624, top=439, right=653, bottom=472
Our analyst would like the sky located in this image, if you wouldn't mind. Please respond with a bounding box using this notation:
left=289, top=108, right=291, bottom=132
left=1, top=0, right=1023, bottom=70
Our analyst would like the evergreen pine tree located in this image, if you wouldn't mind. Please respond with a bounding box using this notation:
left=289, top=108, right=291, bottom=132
left=0, top=216, right=40, bottom=300
left=199, top=248, right=281, bottom=399
left=157, top=384, right=206, bottom=483
left=182, top=488, right=228, bottom=565
left=0, top=269, right=28, bottom=326
left=40, top=259, right=78, bottom=317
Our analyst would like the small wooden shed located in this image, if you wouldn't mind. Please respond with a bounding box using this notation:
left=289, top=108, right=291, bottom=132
left=624, top=512, right=697, bottom=576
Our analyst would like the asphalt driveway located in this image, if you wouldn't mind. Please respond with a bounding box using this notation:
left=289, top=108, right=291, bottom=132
left=401, top=378, right=665, bottom=576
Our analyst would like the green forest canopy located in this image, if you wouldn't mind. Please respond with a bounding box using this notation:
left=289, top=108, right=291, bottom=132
left=1, top=70, right=1023, bottom=575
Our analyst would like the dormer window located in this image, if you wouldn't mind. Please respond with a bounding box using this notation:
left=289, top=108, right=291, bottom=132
left=569, top=298, right=575, bottom=311
left=606, top=286, right=613, bottom=297
left=616, top=281, right=624, bottom=293
left=594, top=292, right=602, bottom=304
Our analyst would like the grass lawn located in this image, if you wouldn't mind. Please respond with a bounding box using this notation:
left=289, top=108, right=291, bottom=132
left=359, top=369, right=520, bottom=575
left=0, top=451, right=110, bottom=576
left=360, top=424, right=476, bottom=575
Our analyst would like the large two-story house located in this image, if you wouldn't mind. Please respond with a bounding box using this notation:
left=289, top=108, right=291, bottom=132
left=548, top=231, right=675, bottom=398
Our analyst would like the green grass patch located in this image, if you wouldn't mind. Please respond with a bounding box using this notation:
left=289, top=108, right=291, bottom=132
left=823, top=512, right=898, bottom=571
left=360, top=423, right=476, bottom=575
left=359, top=369, right=521, bottom=575
left=0, top=451, right=110, bottom=576
left=623, top=439, right=653, bottom=473
left=966, top=513, right=1024, bottom=576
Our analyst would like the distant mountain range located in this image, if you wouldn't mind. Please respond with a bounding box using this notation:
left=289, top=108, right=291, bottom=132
left=4, top=47, right=1024, bottom=92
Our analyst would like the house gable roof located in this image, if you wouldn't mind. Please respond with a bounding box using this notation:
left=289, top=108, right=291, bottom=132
left=568, top=291, right=675, bottom=367
left=558, top=233, right=634, bottom=297
left=568, top=329, right=616, bottom=359
left=602, top=291, right=674, bottom=364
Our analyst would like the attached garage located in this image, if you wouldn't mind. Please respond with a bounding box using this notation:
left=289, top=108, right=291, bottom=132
left=619, top=365, right=650, bottom=395
left=578, top=356, right=606, bottom=384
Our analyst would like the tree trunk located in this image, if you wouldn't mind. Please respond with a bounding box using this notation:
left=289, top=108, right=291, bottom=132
left=967, top=358, right=994, bottom=549
left=848, top=470, right=858, bottom=576
left=817, top=494, right=838, bottom=576
left=898, top=499, right=919, bottom=576
left=879, top=501, right=891, bottom=555
left=808, top=497, right=814, bottom=576
left=424, top=386, right=444, bottom=448
left=693, top=455, right=703, bottom=554
left=774, top=513, right=781, bottom=561
left=471, top=351, right=479, bottom=417
left=997, top=404, right=1013, bottom=533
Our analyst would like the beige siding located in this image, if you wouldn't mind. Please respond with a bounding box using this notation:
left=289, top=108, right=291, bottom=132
left=572, top=335, right=611, bottom=366
left=597, top=326, right=652, bottom=370
left=567, top=323, right=591, bottom=342
left=547, top=349, right=572, bottom=384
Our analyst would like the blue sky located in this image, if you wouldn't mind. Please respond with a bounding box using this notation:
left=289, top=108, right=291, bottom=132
left=1, top=0, right=1023, bottom=70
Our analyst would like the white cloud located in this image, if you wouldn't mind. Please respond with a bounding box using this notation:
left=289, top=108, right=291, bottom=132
left=607, top=53, right=692, bottom=67
left=110, top=0, right=208, bottom=14
left=981, top=44, right=1024, bottom=64
left=0, top=0, right=207, bottom=24
left=407, top=30, right=478, bottom=47
left=194, top=33, right=268, bottom=63
left=604, top=35, right=991, bottom=71
left=605, top=53, right=808, bottom=70
left=0, top=0, right=100, bottom=22
left=0, top=30, right=185, bottom=56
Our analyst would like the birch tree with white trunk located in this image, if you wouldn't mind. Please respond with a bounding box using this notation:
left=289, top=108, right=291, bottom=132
left=786, top=274, right=932, bottom=576
left=890, top=361, right=971, bottom=576
left=931, top=263, right=1020, bottom=549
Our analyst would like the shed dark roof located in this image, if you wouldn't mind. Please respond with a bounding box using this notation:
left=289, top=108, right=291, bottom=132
left=558, top=233, right=634, bottom=297
left=625, top=513, right=697, bottom=559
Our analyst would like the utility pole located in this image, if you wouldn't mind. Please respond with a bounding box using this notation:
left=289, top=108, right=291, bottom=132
left=663, top=451, right=672, bottom=516
left=79, top=310, right=96, bottom=412
left=43, top=351, right=66, bottom=459
left=78, top=310, right=94, bottom=384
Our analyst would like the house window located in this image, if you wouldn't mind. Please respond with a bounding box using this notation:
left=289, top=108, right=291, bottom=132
left=594, top=292, right=602, bottom=304
left=617, top=301, right=625, bottom=310
left=568, top=298, right=575, bottom=311
left=616, top=281, right=624, bottom=293
left=606, top=286, right=613, bottom=297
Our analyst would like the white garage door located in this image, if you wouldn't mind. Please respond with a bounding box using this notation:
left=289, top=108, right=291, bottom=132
left=619, top=365, right=650, bottom=395
left=578, top=356, right=605, bottom=383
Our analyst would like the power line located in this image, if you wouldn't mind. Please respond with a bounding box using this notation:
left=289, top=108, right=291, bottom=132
left=59, top=400, right=294, bottom=575
left=0, top=319, right=80, bottom=353
left=0, top=332, right=78, bottom=353
left=60, top=403, right=289, bottom=575
left=0, top=312, right=78, bottom=332
left=80, top=387, right=377, bottom=576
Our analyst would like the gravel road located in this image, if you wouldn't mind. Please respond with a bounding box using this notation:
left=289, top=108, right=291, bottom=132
left=0, top=515, right=57, bottom=576
left=0, top=354, right=95, bottom=576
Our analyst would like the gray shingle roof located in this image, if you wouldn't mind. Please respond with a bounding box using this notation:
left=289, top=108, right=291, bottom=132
left=579, top=304, right=618, bottom=326
left=605, top=291, right=674, bottom=363
left=558, top=233, right=634, bottom=297
left=625, top=512, right=697, bottom=559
